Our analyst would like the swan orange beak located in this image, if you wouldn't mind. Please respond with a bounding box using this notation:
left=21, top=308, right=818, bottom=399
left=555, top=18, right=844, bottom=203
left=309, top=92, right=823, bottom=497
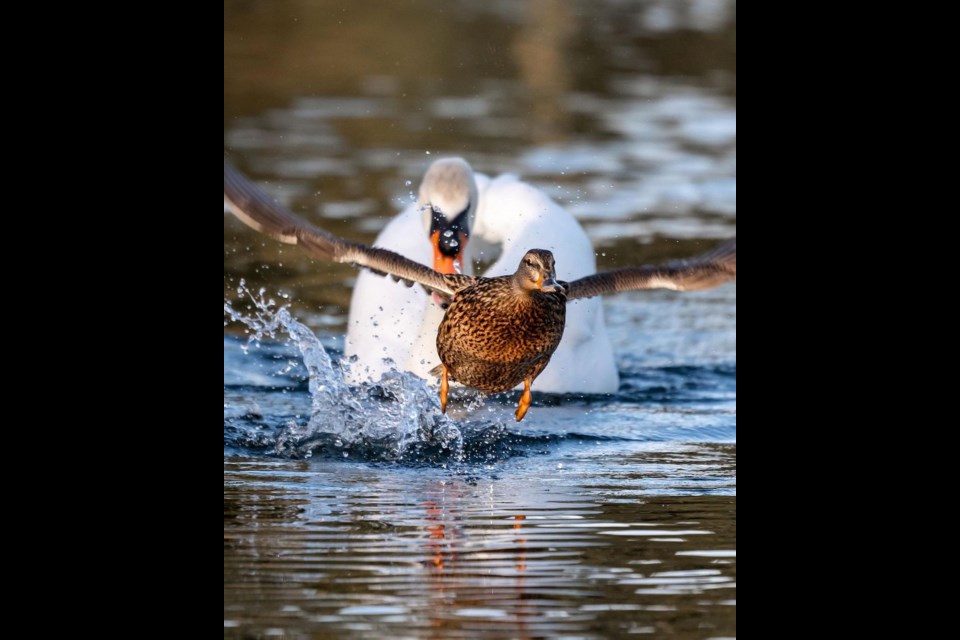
left=431, top=230, right=467, bottom=307
left=431, top=230, right=467, bottom=274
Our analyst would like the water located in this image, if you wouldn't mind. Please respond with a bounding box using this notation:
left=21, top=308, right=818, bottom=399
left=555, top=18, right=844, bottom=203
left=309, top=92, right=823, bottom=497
left=225, top=0, right=735, bottom=637
left=224, top=283, right=735, bottom=638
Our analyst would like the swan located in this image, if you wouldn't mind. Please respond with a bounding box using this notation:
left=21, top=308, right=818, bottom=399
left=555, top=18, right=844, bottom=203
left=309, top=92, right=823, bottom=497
left=343, top=157, right=620, bottom=393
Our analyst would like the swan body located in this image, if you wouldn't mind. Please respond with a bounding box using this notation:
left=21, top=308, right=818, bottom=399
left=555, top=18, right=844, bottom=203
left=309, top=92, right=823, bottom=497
left=344, top=164, right=619, bottom=393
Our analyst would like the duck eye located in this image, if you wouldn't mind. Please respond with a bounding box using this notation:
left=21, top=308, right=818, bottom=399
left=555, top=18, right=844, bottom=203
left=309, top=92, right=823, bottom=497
left=524, top=259, right=534, bottom=267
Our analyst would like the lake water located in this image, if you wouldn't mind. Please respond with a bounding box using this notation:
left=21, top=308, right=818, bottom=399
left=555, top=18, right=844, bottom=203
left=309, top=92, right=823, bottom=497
left=224, top=1, right=736, bottom=637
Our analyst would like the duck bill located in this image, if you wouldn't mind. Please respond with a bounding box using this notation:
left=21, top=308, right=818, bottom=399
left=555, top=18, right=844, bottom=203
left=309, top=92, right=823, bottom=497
left=540, top=276, right=562, bottom=293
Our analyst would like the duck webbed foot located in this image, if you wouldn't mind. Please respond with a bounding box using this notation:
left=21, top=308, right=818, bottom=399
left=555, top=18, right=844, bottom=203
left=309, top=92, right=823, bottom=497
left=515, top=378, right=532, bottom=422
left=440, top=365, right=449, bottom=413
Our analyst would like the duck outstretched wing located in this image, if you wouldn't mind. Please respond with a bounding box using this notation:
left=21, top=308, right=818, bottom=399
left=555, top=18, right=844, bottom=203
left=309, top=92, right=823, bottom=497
left=224, top=160, right=469, bottom=297
left=565, top=239, right=736, bottom=301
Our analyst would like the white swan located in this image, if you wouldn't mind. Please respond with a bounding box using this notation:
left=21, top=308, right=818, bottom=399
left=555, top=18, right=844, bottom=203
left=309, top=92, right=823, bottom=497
left=343, top=157, right=619, bottom=393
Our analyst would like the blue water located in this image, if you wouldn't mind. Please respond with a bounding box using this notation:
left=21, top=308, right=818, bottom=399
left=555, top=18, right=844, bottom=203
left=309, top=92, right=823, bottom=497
left=223, top=282, right=736, bottom=468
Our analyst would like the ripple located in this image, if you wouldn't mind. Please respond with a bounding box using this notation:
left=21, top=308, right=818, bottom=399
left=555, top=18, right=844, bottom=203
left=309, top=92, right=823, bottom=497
left=676, top=549, right=736, bottom=558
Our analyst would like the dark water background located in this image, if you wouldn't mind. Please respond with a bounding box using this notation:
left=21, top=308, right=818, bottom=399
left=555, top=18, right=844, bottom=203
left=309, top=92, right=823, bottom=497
left=225, top=1, right=735, bottom=637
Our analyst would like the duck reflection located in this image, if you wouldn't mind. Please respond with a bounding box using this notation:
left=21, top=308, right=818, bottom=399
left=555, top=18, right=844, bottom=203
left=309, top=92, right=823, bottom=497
left=414, top=483, right=535, bottom=639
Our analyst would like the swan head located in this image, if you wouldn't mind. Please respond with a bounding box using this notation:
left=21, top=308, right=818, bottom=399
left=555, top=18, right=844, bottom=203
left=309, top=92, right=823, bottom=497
left=418, top=158, right=477, bottom=275
left=514, top=249, right=563, bottom=294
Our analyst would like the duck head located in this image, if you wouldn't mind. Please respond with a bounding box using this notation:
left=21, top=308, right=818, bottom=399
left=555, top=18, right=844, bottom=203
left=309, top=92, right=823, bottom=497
left=418, top=158, right=477, bottom=276
left=514, top=249, right=563, bottom=294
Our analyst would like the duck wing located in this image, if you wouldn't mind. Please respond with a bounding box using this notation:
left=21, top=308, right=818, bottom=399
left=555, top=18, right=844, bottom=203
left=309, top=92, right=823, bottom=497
left=224, top=161, right=470, bottom=297
left=565, top=238, right=736, bottom=301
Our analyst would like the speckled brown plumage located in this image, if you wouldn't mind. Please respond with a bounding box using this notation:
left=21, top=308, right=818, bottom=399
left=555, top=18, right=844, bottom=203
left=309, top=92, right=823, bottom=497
left=438, top=271, right=566, bottom=393
left=431, top=249, right=568, bottom=420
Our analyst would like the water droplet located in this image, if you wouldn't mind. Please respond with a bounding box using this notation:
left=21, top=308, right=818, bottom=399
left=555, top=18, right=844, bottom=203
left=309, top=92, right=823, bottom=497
left=405, top=180, right=412, bottom=187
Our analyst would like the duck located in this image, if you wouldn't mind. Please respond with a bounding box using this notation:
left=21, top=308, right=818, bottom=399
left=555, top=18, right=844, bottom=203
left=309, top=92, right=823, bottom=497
left=342, top=157, right=619, bottom=393
left=224, top=161, right=736, bottom=421
left=435, top=249, right=567, bottom=421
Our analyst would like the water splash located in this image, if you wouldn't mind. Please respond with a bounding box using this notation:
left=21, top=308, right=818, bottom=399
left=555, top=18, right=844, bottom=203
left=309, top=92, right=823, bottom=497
left=224, top=281, right=467, bottom=461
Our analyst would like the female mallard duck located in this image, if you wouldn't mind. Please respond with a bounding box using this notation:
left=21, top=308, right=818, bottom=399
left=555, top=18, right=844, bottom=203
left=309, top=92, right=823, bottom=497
left=434, top=249, right=566, bottom=421
left=224, top=161, right=736, bottom=421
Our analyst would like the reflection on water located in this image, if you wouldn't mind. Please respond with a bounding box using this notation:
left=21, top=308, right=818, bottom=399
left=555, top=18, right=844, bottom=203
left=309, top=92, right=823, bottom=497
left=225, top=0, right=735, bottom=637
left=224, top=457, right=735, bottom=639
